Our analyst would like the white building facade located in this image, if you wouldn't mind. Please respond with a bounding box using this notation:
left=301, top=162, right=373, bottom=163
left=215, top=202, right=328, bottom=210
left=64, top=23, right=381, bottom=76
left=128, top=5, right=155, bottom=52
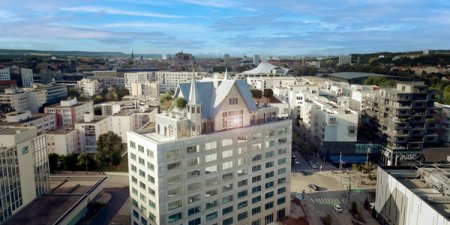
left=127, top=76, right=291, bottom=225
left=77, top=78, right=101, bottom=97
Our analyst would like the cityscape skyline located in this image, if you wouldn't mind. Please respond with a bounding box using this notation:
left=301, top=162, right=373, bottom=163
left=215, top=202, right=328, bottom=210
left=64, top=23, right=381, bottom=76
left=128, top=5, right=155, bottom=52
left=1, top=0, right=449, bottom=55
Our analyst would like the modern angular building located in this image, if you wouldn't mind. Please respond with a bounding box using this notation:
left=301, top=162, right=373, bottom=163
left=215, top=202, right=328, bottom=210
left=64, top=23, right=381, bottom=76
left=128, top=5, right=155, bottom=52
left=0, top=126, right=50, bottom=224
left=127, top=75, right=292, bottom=225
left=364, top=82, right=441, bottom=165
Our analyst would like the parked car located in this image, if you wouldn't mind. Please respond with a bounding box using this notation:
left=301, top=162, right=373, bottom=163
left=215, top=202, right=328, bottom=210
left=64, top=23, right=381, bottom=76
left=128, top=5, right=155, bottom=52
left=334, top=204, right=343, bottom=213
left=308, top=184, right=319, bottom=191
left=294, top=160, right=300, bottom=165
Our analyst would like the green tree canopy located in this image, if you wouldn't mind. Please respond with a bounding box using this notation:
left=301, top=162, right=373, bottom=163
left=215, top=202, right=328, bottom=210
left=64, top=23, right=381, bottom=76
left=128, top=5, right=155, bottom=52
left=173, top=97, right=187, bottom=109
left=263, top=89, right=274, bottom=103
left=95, top=131, right=124, bottom=169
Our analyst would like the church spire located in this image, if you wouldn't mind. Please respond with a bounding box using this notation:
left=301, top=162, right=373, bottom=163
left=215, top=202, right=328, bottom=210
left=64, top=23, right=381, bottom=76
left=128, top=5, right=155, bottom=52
left=224, top=67, right=231, bottom=80
left=189, top=67, right=197, bottom=105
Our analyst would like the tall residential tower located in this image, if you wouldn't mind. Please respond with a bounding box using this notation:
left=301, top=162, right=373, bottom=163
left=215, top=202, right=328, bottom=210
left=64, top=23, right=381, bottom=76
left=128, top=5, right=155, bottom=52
left=128, top=75, right=292, bottom=225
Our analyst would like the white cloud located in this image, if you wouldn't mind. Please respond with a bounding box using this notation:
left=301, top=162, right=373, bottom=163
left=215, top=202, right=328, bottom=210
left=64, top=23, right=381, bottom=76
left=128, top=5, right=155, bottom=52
left=101, top=22, right=205, bottom=31
left=60, top=6, right=183, bottom=18
left=178, top=0, right=237, bottom=8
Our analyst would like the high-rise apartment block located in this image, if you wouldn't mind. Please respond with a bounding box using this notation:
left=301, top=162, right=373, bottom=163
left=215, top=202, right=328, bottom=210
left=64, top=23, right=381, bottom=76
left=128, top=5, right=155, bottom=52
left=364, top=82, right=441, bottom=165
left=127, top=76, right=291, bottom=225
left=76, top=78, right=101, bottom=97
left=0, top=126, right=50, bottom=224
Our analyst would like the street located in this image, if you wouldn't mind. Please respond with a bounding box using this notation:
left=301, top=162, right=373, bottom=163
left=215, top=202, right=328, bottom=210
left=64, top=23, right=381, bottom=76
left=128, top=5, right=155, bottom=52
left=90, top=188, right=129, bottom=225
left=290, top=149, right=379, bottom=225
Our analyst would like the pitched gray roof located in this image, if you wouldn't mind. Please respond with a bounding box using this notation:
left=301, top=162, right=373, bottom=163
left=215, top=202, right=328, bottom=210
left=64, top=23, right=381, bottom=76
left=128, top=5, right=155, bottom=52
left=175, top=79, right=257, bottom=119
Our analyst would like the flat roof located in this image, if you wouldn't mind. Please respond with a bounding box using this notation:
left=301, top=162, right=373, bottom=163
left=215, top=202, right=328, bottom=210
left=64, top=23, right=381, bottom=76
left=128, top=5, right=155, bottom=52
left=0, top=127, right=33, bottom=135
left=329, top=72, right=391, bottom=80
left=47, top=126, right=75, bottom=134
left=3, top=176, right=107, bottom=225
left=383, top=164, right=450, bottom=219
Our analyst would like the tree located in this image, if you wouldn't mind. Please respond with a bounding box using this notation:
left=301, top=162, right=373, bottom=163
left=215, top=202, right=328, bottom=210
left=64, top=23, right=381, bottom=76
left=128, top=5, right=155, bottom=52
left=263, top=88, right=274, bottom=104
left=112, top=151, right=122, bottom=168
left=250, top=89, right=263, bottom=105
left=48, top=153, right=61, bottom=173
left=63, top=153, right=80, bottom=171
left=173, top=97, right=187, bottom=110
left=95, top=131, right=123, bottom=169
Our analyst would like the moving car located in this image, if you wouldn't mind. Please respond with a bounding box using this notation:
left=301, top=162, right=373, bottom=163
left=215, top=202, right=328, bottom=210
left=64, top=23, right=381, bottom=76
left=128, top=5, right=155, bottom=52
left=334, top=204, right=343, bottom=213
left=308, top=184, right=319, bottom=191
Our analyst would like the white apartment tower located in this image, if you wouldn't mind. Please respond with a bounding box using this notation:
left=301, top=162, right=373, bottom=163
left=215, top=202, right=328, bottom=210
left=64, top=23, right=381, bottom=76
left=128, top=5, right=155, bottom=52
left=127, top=74, right=292, bottom=225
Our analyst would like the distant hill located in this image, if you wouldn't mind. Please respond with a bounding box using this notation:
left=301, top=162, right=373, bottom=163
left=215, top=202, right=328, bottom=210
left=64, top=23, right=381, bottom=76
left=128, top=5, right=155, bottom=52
left=0, top=49, right=162, bottom=59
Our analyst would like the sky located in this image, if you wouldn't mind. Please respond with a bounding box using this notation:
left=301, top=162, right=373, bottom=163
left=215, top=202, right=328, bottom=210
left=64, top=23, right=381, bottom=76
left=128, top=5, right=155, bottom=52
left=0, top=0, right=449, bottom=56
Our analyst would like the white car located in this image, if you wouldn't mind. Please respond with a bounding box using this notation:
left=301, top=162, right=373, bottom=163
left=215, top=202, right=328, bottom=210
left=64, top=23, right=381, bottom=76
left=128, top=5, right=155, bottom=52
left=334, top=204, right=343, bottom=213
left=294, top=160, right=300, bottom=165
left=311, top=164, right=318, bottom=169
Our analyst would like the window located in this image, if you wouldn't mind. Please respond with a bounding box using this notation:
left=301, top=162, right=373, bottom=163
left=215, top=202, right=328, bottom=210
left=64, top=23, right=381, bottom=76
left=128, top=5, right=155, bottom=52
left=265, top=171, right=274, bottom=179
left=131, top=176, right=137, bottom=184
left=252, top=186, right=261, bottom=193
left=252, top=195, right=261, bottom=204
left=252, top=154, right=262, bottom=162
left=238, top=200, right=248, bottom=209
left=147, top=162, right=154, bottom=171
left=222, top=139, right=233, bottom=147
left=189, top=218, right=201, bottom=225
left=278, top=167, right=286, bottom=175
left=265, top=141, right=275, bottom=148
left=168, top=212, right=182, bottom=223
left=187, top=158, right=200, bottom=167
left=130, top=153, right=136, bottom=160
left=265, top=161, right=274, bottom=169
left=188, top=194, right=201, bottom=204
left=278, top=147, right=287, bottom=154
left=223, top=217, right=233, bottom=225
left=222, top=183, right=233, bottom=192
left=222, top=149, right=233, bottom=158
left=222, top=161, right=233, bottom=170
left=206, top=177, right=218, bottom=186
left=238, top=212, right=248, bottom=221
left=252, top=165, right=261, bottom=172
left=167, top=175, right=181, bottom=185
left=168, top=200, right=182, bottom=210
left=206, top=200, right=218, bottom=210
left=265, top=181, right=274, bottom=189
left=130, top=141, right=136, bottom=148
left=206, top=189, right=218, bottom=198
left=205, top=153, right=217, bottom=162
left=237, top=136, right=247, bottom=143
left=237, top=190, right=248, bottom=198
left=252, top=206, right=261, bottom=215
left=252, top=220, right=261, bottom=225
left=205, top=141, right=217, bottom=150
left=168, top=187, right=181, bottom=198
left=138, top=145, right=144, bottom=153
left=166, top=149, right=181, bottom=160
left=167, top=162, right=181, bottom=172
left=187, top=145, right=199, bottom=154
left=222, top=172, right=233, bottom=180
left=278, top=197, right=286, bottom=205
left=278, top=187, right=286, bottom=194
left=265, top=191, right=274, bottom=199
left=237, top=158, right=246, bottom=166
left=223, top=195, right=233, bottom=204
left=188, top=206, right=201, bottom=216
left=265, top=202, right=274, bottom=210
left=252, top=175, right=261, bottom=183
left=348, top=126, right=356, bottom=134
left=229, top=97, right=238, bottom=105
left=131, top=165, right=137, bottom=172
left=278, top=177, right=286, bottom=185
left=139, top=157, right=145, bottom=165
left=265, top=150, right=275, bottom=158
left=222, top=206, right=233, bottom=215
left=206, top=212, right=218, bottom=221
left=147, top=149, right=154, bottom=158
left=148, top=175, right=155, bottom=184
left=278, top=158, right=286, bottom=165
left=238, top=147, right=247, bottom=155
left=187, top=170, right=201, bottom=179
left=238, top=179, right=248, bottom=187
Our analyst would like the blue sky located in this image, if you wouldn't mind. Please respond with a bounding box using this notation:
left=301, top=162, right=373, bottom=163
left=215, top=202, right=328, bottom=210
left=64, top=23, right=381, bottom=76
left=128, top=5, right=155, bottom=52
left=0, top=0, right=449, bottom=56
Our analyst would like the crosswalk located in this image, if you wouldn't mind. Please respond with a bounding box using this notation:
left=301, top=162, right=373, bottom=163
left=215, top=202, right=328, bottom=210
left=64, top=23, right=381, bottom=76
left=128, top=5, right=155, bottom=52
left=309, top=192, right=346, bottom=205
left=291, top=168, right=316, bottom=174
